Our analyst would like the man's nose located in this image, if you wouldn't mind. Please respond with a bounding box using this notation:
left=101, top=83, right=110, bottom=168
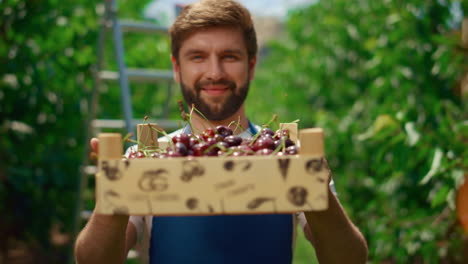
left=206, top=58, right=225, bottom=81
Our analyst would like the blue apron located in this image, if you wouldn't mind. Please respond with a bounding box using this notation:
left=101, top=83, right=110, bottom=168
left=150, top=121, right=294, bottom=264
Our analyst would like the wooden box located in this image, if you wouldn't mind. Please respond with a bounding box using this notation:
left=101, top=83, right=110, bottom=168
left=95, top=125, right=329, bottom=216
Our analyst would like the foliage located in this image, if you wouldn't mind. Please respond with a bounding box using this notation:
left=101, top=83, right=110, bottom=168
left=0, top=0, right=177, bottom=262
left=248, top=0, right=467, bottom=263
left=0, top=0, right=99, bottom=261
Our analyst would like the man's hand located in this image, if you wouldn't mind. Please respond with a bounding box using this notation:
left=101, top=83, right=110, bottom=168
left=90, top=137, right=99, bottom=154
left=303, top=161, right=368, bottom=264
left=74, top=137, right=136, bottom=264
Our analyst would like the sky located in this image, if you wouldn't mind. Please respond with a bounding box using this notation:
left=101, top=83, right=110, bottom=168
left=144, top=0, right=317, bottom=26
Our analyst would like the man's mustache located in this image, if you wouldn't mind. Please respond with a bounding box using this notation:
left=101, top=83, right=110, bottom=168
left=195, top=79, right=236, bottom=91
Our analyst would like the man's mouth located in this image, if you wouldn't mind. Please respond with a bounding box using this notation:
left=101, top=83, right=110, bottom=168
left=201, top=85, right=229, bottom=96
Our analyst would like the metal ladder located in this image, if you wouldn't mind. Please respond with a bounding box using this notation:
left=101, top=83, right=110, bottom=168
left=71, top=1, right=179, bottom=261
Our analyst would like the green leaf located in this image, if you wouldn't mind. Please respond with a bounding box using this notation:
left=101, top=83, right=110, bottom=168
left=420, top=148, right=443, bottom=185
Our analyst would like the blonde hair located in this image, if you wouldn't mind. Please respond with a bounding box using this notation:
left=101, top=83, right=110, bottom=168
left=169, top=0, right=257, bottom=60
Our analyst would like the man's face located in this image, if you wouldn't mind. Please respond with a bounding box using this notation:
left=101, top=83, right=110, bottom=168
left=172, top=27, right=256, bottom=121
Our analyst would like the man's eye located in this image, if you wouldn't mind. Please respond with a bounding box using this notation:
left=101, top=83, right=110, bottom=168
left=190, top=55, right=204, bottom=61
left=223, top=55, right=238, bottom=60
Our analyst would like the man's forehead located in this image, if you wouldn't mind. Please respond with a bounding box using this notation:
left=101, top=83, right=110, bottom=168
left=179, top=26, right=247, bottom=52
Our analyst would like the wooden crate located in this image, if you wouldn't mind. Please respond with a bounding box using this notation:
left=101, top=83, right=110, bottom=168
left=95, top=124, right=329, bottom=215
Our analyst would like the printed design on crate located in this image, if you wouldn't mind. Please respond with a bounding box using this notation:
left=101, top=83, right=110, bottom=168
left=247, top=197, right=277, bottom=211
left=181, top=160, right=205, bottom=182
left=277, top=158, right=290, bottom=180
left=305, top=158, right=328, bottom=183
left=98, top=156, right=330, bottom=214
left=101, top=160, right=122, bottom=181
left=223, top=160, right=252, bottom=172
left=287, top=186, right=308, bottom=207
left=185, top=197, right=199, bottom=210
left=138, top=169, right=169, bottom=192
left=104, top=189, right=129, bottom=215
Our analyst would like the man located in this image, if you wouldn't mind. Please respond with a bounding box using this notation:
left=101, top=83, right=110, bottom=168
left=74, top=0, right=368, bottom=263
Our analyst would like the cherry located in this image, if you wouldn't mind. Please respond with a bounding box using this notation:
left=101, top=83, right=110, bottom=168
left=129, top=151, right=145, bottom=159
left=236, top=145, right=254, bottom=155
left=252, top=136, right=275, bottom=151
left=189, top=136, right=201, bottom=148
left=241, top=138, right=252, bottom=146
left=285, top=145, right=299, bottom=155
left=224, top=135, right=242, bottom=147
left=260, top=127, right=274, bottom=137
left=216, top=125, right=233, bottom=138
left=256, top=148, right=273, bottom=155
left=206, top=137, right=218, bottom=146
left=201, top=128, right=215, bottom=141
left=274, top=137, right=294, bottom=149
left=273, top=129, right=289, bottom=140
left=214, top=134, right=224, bottom=142
left=167, top=150, right=183, bottom=157
left=172, top=133, right=190, bottom=147
left=193, top=143, right=209, bottom=156
left=174, top=142, right=188, bottom=156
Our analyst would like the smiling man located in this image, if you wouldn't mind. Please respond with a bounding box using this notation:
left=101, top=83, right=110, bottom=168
left=74, top=1, right=368, bottom=263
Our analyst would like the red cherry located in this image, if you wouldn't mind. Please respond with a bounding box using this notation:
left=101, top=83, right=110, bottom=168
left=174, top=142, right=188, bottom=156
left=285, top=145, right=298, bottom=155
left=252, top=136, right=275, bottom=151
left=261, top=127, right=274, bottom=137
left=273, top=129, right=289, bottom=140
left=256, top=148, right=273, bottom=155
left=167, top=150, right=183, bottom=157
left=224, top=135, right=242, bottom=147
left=201, top=128, right=215, bottom=140
left=216, top=125, right=233, bottom=138
left=129, top=151, right=145, bottom=159
left=172, top=134, right=190, bottom=146
left=193, top=143, right=209, bottom=156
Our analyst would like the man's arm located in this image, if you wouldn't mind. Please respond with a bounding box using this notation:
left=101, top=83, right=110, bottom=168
left=304, top=187, right=368, bottom=264
left=74, top=138, right=137, bottom=263
left=74, top=213, right=136, bottom=264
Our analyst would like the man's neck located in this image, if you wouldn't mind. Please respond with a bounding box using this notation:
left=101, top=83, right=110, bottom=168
left=190, top=105, right=249, bottom=135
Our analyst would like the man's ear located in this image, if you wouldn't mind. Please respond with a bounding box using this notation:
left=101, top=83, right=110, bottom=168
left=248, top=56, right=257, bottom=81
left=171, top=55, right=181, bottom=83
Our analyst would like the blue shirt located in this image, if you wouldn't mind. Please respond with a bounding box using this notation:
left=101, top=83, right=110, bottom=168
left=149, top=121, right=294, bottom=264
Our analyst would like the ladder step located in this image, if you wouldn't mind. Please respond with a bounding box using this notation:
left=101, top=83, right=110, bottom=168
left=99, top=69, right=173, bottom=83
left=83, top=165, right=97, bottom=175
left=92, top=119, right=180, bottom=131
left=119, top=20, right=168, bottom=34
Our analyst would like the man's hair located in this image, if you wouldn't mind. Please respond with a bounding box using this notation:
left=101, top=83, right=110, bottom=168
left=169, top=0, right=257, bottom=61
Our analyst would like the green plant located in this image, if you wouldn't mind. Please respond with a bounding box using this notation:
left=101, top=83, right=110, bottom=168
left=248, top=0, right=467, bottom=262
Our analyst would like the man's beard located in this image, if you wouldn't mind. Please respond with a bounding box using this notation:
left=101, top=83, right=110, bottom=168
left=180, top=77, right=250, bottom=121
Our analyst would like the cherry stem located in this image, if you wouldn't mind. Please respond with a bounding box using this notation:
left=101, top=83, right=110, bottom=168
left=264, top=114, right=278, bottom=129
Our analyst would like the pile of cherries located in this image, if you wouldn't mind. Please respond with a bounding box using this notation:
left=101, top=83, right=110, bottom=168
left=128, top=125, right=299, bottom=158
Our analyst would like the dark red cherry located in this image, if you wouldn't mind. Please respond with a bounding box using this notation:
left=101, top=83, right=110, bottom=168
left=216, top=125, right=233, bottom=138
left=193, top=143, right=209, bottom=156
left=167, top=150, right=183, bottom=157
left=285, top=145, right=298, bottom=155
left=260, top=127, right=274, bottom=137
left=256, top=148, right=273, bottom=155
left=252, top=136, right=275, bottom=151
left=174, top=142, right=188, bottom=156
left=224, top=135, right=242, bottom=147
left=172, top=133, right=190, bottom=146
left=201, top=128, right=215, bottom=140
left=273, top=129, right=289, bottom=140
